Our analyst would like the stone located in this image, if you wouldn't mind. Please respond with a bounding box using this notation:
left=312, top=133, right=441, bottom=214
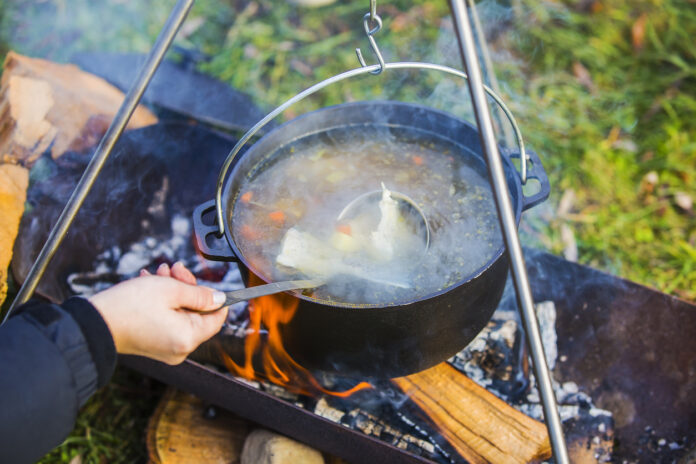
left=241, top=429, right=324, bottom=464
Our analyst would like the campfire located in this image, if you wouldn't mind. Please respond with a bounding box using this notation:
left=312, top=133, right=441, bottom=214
left=3, top=6, right=696, bottom=458
left=216, top=273, right=372, bottom=398
left=56, top=195, right=619, bottom=463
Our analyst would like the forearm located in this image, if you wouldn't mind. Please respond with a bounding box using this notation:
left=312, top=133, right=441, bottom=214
left=0, top=299, right=116, bottom=463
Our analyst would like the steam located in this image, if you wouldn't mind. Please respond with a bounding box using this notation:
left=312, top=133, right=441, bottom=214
left=231, top=124, right=503, bottom=306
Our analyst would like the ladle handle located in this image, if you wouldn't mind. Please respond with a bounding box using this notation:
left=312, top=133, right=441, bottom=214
left=511, top=148, right=550, bottom=211
left=193, top=200, right=238, bottom=261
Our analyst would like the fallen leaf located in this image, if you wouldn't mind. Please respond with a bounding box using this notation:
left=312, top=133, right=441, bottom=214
left=605, top=126, right=621, bottom=145
left=674, top=192, right=693, bottom=213
left=611, top=139, right=638, bottom=152
left=290, top=59, right=313, bottom=77
left=557, top=189, right=576, bottom=217
left=632, top=13, right=648, bottom=52
left=572, top=61, right=596, bottom=94
left=561, top=223, right=578, bottom=262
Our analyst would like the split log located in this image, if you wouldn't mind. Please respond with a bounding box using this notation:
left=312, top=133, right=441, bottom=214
left=392, top=363, right=552, bottom=464
left=0, top=163, right=29, bottom=307
left=0, top=51, right=157, bottom=166
left=147, top=388, right=251, bottom=464
left=241, top=429, right=325, bottom=464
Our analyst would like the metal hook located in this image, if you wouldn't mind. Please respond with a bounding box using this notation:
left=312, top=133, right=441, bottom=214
left=355, top=13, right=385, bottom=75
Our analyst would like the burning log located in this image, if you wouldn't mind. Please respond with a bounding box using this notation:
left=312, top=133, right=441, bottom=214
left=0, top=163, right=28, bottom=306
left=392, top=363, right=552, bottom=464
left=0, top=51, right=157, bottom=166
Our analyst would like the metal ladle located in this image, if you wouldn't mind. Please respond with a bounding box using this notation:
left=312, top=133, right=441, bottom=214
left=336, top=189, right=431, bottom=251
left=217, top=278, right=325, bottom=309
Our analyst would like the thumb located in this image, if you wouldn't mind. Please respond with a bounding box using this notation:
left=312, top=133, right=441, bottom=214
left=195, top=307, right=229, bottom=342
left=174, top=282, right=226, bottom=312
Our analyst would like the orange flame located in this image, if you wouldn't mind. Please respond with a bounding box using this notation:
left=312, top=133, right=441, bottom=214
left=219, top=273, right=372, bottom=398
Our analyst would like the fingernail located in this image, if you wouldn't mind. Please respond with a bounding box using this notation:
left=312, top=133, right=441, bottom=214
left=140, top=269, right=151, bottom=276
left=172, top=261, right=183, bottom=269
left=213, top=291, right=226, bottom=306
left=158, top=262, right=169, bottom=272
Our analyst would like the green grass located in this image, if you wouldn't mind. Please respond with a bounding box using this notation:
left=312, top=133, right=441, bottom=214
left=37, top=368, right=164, bottom=464
left=1, top=0, right=694, bottom=461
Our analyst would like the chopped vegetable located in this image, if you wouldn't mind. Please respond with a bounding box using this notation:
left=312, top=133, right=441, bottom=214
left=240, top=224, right=261, bottom=241
left=336, top=224, right=352, bottom=236
left=241, top=191, right=253, bottom=203
left=412, top=155, right=424, bottom=165
left=268, top=210, right=286, bottom=224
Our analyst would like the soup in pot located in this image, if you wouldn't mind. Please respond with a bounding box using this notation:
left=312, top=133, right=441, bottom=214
left=230, top=125, right=502, bottom=306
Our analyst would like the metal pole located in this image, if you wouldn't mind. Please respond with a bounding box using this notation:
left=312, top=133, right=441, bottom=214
left=447, top=0, right=570, bottom=462
left=3, top=0, right=196, bottom=323
left=466, top=0, right=515, bottom=147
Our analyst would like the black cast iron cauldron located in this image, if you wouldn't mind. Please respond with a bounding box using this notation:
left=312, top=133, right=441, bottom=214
left=193, top=101, right=549, bottom=378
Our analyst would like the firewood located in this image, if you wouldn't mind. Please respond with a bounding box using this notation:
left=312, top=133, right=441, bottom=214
left=147, top=388, right=250, bottom=464
left=0, top=51, right=157, bottom=166
left=392, top=363, right=552, bottom=464
left=0, top=163, right=28, bottom=307
left=241, top=429, right=325, bottom=464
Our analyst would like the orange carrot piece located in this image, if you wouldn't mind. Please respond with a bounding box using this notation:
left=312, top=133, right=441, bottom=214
left=241, top=191, right=253, bottom=203
left=240, top=224, right=261, bottom=240
left=336, top=224, right=352, bottom=236
left=412, top=155, right=424, bottom=165
left=268, top=211, right=286, bottom=224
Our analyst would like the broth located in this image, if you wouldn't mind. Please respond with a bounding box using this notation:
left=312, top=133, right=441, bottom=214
left=231, top=125, right=503, bottom=306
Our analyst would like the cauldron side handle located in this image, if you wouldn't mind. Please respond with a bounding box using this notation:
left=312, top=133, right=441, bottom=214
left=516, top=149, right=550, bottom=211
left=193, top=200, right=238, bottom=261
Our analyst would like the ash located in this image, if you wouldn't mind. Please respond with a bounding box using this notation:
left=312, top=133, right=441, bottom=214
left=68, top=214, right=244, bottom=296
left=450, top=300, right=614, bottom=463
left=68, top=217, right=614, bottom=463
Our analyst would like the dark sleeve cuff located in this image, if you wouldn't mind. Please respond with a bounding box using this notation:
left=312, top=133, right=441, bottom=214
left=61, top=297, right=117, bottom=389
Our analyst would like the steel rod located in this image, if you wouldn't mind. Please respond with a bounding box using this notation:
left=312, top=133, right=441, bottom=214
left=447, top=0, right=570, bottom=462
left=3, top=0, right=196, bottom=322
left=466, top=0, right=515, bottom=148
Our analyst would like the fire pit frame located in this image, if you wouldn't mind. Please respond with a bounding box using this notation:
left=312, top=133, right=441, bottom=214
left=122, top=356, right=434, bottom=464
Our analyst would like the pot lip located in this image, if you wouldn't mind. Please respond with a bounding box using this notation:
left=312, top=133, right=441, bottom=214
left=222, top=100, right=523, bottom=310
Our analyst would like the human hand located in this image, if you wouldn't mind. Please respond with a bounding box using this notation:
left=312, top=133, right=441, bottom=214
left=88, top=262, right=228, bottom=365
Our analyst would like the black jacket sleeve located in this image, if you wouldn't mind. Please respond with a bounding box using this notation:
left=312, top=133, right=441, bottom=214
left=0, top=297, right=117, bottom=464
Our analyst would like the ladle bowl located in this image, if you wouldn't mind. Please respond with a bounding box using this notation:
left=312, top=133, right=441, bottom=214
left=336, top=189, right=431, bottom=252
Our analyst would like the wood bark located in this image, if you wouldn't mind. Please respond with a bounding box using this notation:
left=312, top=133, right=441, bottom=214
left=392, top=363, right=552, bottom=464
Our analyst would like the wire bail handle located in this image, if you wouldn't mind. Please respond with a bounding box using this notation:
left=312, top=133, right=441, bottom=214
left=355, top=0, right=385, bottom=75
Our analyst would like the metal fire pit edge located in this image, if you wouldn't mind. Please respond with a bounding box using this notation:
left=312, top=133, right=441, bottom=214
left=120, top=355, right=434, bottom=464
